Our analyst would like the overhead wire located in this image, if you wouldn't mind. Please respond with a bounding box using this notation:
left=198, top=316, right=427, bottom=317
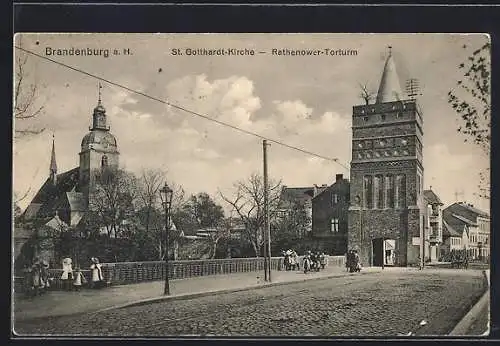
left=14, top=45, right=350, bottom=172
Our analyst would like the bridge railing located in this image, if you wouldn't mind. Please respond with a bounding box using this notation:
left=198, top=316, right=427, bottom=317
left=16, top=256, right=346, bottom=291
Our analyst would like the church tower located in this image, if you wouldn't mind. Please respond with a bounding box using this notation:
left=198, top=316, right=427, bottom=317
left=79, top=84, right=119, bottom=196
left=347, top=47, right=424, bottom=267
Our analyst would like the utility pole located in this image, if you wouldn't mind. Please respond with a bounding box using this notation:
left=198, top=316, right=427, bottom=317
left=263, top=139, right=272, bottom=282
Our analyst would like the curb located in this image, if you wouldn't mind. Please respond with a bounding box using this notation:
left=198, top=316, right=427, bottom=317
left=92, top=269, right=381, bottom=315
left=448, top=269, right=490, bottom=336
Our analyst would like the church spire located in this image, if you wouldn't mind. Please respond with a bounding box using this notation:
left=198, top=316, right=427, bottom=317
left=376, top=46, right=403, bottom=103
left=50, top=134, right=57, bottom=185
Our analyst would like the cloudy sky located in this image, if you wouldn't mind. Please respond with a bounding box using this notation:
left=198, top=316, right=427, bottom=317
left=13, top=33, right=490, bottom=212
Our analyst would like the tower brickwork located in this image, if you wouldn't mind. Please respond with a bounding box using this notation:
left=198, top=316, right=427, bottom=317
left=348, top=49, right=425, bottom=266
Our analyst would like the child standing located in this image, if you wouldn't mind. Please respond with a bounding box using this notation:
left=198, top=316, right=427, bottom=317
left=61, top=257, right=73, bottom=291
left=73, top=266, right=87, bottom=291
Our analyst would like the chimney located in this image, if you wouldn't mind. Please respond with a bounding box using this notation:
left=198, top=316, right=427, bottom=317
left=313, top=184, right=318, bottom=196
left=336, top=174, right=343, bottom=182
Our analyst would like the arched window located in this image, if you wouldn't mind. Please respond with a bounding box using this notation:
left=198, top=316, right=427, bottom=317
left=101, top=155, right=108, bottom=167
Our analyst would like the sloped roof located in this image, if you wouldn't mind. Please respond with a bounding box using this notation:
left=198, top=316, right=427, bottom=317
left=280, top=186, right=317, bottom=208
left=442, top=220, right=462, bottom=237
left=423, top=189, right=443, bottom=205
left=443, top=213, right=467, bottom=237
left=444, top=202, right=489, bottom=224
left=67, top=191, right=87, bottom=211
left=451, top=213, right=477, bottom=227
left=24, top=167, right=81, bottom=221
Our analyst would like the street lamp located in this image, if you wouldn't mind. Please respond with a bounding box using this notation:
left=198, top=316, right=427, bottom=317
left=160, top=183, right=173, bottom=295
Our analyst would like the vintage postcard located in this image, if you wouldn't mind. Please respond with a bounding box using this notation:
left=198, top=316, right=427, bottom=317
left=12, top=33, right=490, bottom=337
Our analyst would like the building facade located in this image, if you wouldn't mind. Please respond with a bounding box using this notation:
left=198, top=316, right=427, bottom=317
left=440, top=219, right=469, bottom=260
left=311, top=174, right=350, bottom=255
left=442, top=202, right=490, bottom=261
left=277, top=185, right=327, bottom=237
left=348, top=48, right=425, bottom=267
left=423, top=189, right=443, bottom=262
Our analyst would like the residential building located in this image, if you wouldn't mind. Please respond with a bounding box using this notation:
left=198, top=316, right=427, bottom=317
left=277, top=184, right=327, bottom=237
left=311, top=174, right=350, bottom=255
left=348, top=47, right=425, bottom=267
left=442, top=202, right=490, bottom=260
left=423, top=189, right=443, bottom=262
left=440, top=219, right=469, bottom=260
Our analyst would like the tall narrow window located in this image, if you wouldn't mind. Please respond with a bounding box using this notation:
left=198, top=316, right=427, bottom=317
left=364, top=175, right=373, bottom=209
left=396, top=174, right=406, bottom=208
left=385, top=175, right=395, bottom=208
left=101, top=155, right=108, bottom=167
left=331, top=218, right=339, bottom=232
left=374, top=175, right=384, bottom=208
left=332, top=193, right=338, bottom=206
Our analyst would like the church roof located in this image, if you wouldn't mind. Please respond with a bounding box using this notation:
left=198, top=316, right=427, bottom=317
left=376, top=48, right=403, bottom=103
left=24, top=167, right=81, bottom=221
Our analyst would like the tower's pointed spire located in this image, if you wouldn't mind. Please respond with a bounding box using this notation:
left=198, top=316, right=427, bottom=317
left=97, top=81, right=103, bottom=107
left=376, top=46, right=403, bottom=103
left=50, top=134, right=58, bottom=185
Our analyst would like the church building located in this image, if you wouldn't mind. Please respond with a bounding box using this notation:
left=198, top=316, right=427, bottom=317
left=15, top=88, right=120, bottom=263
left=347, top=48, right=425, bottom=267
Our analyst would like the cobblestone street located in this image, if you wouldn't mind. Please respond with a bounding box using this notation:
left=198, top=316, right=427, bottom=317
left=14, top=269, right=487, bottom=337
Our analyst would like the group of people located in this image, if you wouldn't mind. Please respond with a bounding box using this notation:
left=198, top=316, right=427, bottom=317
left=346, top=249, right=362, bottom=273
left=303, top=250, right=327, bottom=273
left=22, top=256, right=106, bottom=297
left=281, top=249, right=300, bottom=271
left=22, top=258, right=51, bottom=296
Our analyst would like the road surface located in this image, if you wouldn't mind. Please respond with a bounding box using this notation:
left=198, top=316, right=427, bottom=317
left=14, top=269, right=486, bottom=337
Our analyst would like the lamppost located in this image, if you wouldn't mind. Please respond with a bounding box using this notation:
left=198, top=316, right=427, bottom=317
left=160, top=183, right=173, bottom=296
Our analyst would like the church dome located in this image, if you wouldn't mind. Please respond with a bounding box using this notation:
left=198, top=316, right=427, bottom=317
left=81, top=130, right=118, bottom=152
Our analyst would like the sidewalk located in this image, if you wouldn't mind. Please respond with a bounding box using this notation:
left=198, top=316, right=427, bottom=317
left=13, top=266, right=382, bottom=322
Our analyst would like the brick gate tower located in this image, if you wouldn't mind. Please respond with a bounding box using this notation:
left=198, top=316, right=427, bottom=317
left=347, top=47, right=425, bottom=267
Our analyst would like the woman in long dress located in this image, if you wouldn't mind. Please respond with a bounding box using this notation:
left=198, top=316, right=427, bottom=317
left=61, top=258, right=73, bottom=291
left=90, top=257, right=104, bottom=289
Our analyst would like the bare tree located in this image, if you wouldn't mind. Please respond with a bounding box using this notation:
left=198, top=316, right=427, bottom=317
left=135, top=171, right=186, bottom=261
left=88, top=169, right=139, bottom=238
left=359, top=83, right=375, bottom=105
left=136, top=169, right=165, bottom=233
left=219, top=173, right=282, bottom=257
left=14, top=41, right=46, bottom=139
left=448, top=42, right=490, bottom=199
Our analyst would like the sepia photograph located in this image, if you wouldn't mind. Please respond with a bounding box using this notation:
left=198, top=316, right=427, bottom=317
left=12, top=33, right=490, bottom=337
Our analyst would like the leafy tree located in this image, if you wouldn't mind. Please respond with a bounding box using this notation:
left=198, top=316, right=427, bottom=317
left=220, top=173, right=282, bottom=257
left=448, top=42, right=490, bottom=199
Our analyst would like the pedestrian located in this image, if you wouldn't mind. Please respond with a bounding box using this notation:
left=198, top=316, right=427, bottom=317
left=40, top=260, right=51, bottom=294
left=90, top=257, right=104, bottom=289
left=73, top=266, right=87, bottom=291
left=31, top=258, right=42, bottom=296
left=61, top=257, right=74, bottom=291
left=22, top=263, right=33, bottom=297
